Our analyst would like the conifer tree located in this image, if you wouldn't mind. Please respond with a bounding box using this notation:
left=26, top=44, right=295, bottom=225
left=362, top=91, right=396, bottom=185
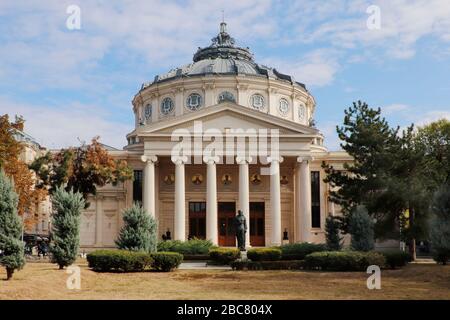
left=116, top=204, right=157, bottom=252
left=323, top=101, right=400, bottom=237
left=50, top=186, right=85, bottom=269
left=0, top=170, right=25, bottom=280
left=349, top=205, right=374, bottom=252
left=325, top=216, right=343, bottom=251
left=430, top=184, right=450, bottom=265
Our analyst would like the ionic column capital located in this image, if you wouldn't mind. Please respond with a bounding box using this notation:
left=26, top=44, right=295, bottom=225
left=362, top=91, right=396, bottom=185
left=296, top=156, right=314, bottom=163
left=203, top=155, right=220, bottom=165
left=267, top=156, right=284, bottom=164
left=236, top=156, right=253, bottom=165
left=141, top=155, right=158, bottom=163
left=171, top=155, right=188, bottom=165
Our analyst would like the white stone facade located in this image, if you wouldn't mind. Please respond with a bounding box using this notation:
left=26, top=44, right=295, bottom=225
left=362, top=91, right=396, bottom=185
left=79, top=23, right=353, bottom=249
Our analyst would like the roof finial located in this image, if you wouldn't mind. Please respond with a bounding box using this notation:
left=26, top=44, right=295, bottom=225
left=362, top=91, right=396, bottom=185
left=220, top=11, right=227, bottom=34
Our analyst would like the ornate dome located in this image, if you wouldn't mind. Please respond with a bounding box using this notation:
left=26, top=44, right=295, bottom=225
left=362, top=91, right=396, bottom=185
left=142, top=22, right=306, bottom=90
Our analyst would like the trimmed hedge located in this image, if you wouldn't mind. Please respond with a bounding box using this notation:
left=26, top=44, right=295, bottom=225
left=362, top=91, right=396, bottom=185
left=433, top=249, right=450, bottom=265
left=151, top=252, right=183, bottom=272
left=209, top=248, right=240, bottom=264
left=247, top=248, right=282, bottom=261
left=87, top=250, right=152, bottom=272
left=304, top=251, right=386, bottom=271
left=183, top=254, right=209, bottom=261
left=157, top=239, right=216, bottom=255
left=231, top=260, right=304, bottom=271
left=380, top=250, right=411, bottom=269
left=280, top=243, right=327, bottom=260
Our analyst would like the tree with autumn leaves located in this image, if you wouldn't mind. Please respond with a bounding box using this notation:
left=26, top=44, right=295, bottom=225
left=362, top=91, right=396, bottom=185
left=30, top=137, right=132, bottom=207
left=0, top=115, right=47, bottom=230
left=1, top=113, right=132, bottom=236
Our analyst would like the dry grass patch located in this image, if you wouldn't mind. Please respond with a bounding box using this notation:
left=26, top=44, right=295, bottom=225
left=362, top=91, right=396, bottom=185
left=0, top=261, right=448, bottom=300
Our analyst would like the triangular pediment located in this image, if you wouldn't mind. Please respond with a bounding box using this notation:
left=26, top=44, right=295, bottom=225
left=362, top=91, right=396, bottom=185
left=138, top=102, right=318, bottom=136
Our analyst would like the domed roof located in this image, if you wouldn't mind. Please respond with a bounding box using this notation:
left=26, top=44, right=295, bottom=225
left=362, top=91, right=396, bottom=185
left=142, top=22, right=306, bottom=90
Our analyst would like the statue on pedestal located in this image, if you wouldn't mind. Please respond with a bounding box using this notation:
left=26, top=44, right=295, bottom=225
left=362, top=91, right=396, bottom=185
left=234, top=210, right=247, bottom=251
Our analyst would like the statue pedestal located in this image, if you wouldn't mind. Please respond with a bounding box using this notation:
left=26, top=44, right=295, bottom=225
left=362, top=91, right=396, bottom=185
left=240, top=250, right=248, bottom=261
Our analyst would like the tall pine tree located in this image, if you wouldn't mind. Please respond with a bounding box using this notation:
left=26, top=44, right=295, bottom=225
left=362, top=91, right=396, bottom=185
left=0, top=170, right=25, bottom=280
left=116, top=204, right=157, bottom=252
left=323, top=101, right=400, bottom=237
left=50, top=186, right=85, bottom=269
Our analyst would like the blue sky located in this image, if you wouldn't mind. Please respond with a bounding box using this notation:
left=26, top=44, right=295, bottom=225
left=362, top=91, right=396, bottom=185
left=1, top=0, right=449, bottom=150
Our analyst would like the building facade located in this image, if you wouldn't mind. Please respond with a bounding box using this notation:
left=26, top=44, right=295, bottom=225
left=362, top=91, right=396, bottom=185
left=79, top=23, right=352, bottom=250
left=13, top=129, right=52, bottom=236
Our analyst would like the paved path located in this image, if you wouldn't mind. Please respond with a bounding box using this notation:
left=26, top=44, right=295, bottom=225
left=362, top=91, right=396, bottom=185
left=179, top=262, right=231, bottom=270
left=410, top=258, right=436, bottom=264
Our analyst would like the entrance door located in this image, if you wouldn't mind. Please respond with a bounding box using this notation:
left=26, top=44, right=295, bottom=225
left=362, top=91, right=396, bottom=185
left=189, top=202, right=206, bottom=239
left=218, top=202, right=236, bottom=246
left=250, top=202, right=265, bottom=246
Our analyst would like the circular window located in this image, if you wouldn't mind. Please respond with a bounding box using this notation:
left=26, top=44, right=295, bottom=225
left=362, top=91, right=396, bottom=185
left=298, top=104, right=306, bottom=120
left=218, top=91, right=236, bottom=103
left=161, top=97, right=174, bottom=115
left=144, top=104, right=152, bottom=121
left=279, top=99, right=290, bottom=116
left=250, top=94, right=265, bottom=110
left=186, top=93, right=202, bottom=111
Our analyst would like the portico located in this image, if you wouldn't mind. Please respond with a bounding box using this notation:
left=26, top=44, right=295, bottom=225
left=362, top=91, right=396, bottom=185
left=140, top=151, right=317, bottom=247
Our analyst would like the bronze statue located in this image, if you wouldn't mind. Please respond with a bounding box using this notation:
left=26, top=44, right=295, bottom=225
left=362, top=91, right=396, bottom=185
left=234, top=210, right=247, bottom=251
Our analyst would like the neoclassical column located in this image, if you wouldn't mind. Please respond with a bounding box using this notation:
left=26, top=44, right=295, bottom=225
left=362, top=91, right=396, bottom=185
left=236, top=156, right=252, bottom=247
left=141, top=155, right=158, bottom=217
left=268, top=156, right=284, bottom=246
left=204, top=155, right=219, bottom=245
left=95, top=195, right=103, bottom=247
left=296, top=156, right=312, bottom=242
left=172, top=155, right=188, bottom=241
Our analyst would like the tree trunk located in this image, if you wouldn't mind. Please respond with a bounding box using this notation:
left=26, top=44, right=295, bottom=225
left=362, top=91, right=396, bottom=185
left=408, top=206, right=417, bottom=261
left=59, top=265, right=64, bottom=270
left=6, top=268, right=14, bottom=280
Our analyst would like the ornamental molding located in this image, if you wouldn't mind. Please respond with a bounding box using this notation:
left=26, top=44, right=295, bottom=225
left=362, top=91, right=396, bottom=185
left=268, top=87, right=278, bottom=94
left=202, top=82, right=215, bottom=90
left=236, top=83, right=249, bottom=91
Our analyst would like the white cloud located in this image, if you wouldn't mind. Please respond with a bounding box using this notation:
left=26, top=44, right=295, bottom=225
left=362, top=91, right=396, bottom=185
left=0, top=97, right=131, bottom=149
left=283, top=0, right=450, bottom=60
left=414, top=110, right=450, bottom=127
left=262, top=49, right=340, bottom=88
left=319, top=121, right=342, bottom=151
left=382, top=103, right=410, bottom=115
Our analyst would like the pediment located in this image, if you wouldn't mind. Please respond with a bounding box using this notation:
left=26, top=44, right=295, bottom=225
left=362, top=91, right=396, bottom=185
left=138, top=103, right=317, bottom=136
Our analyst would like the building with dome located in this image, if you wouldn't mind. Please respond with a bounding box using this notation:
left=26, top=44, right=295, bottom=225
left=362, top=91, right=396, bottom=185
left=79, top=22, right=351, bottom=250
